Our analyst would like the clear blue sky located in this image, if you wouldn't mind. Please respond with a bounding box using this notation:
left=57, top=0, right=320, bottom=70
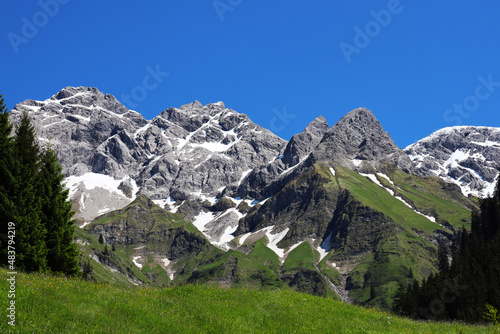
left=2, top=1, right=500, bottom=148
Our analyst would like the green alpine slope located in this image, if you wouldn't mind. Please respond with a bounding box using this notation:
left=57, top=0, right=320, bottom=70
left=0, top=268, right=494, bottom=333
left=235, top=163, right=477, bottom=308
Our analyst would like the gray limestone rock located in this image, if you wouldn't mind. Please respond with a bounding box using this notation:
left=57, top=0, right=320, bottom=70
left=310, top=108, right=414, bottom=173
left=10, top=87, right=287, bottom=222
left=405, top=126, right=500, bottom=196
left=281, top=115, right=329, bottom=168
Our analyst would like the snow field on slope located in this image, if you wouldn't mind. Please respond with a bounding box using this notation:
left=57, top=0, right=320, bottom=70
left=317, top=232, right=333, bottom=262
left=132, top=256, right=143, bottom=269
left=237, top=226, right=304, bottom=263
left=65, top=172, right=139, bottom=200
left=359, top=173, right=438, bottom=224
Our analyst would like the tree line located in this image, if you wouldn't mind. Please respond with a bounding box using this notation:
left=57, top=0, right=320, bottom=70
left=0, top=93, right=79, bottom=276
left=393, top=174, right=500, bottom=323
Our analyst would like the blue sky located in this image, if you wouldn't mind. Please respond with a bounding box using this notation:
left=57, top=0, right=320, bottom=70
left=2, top=1, right=500, bottom=148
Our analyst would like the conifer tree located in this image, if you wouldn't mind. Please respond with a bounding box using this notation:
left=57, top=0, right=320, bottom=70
left=12, top=110, right=47, bottom=272
left=0, top=93, right=16, bottom=266
left=39, top=146, right=80, bottom=276
left=394, top=175, right=500, bottom=323
left=437, top=242, right=449, bottom=273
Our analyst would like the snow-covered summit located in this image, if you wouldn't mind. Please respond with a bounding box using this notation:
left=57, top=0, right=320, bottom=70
left=10, top=86, right=287, bottom=224
left=405, top=126, right=500, bottom=196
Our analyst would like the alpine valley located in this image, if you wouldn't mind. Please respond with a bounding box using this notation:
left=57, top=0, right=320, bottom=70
left=10, top=86, right=500, bottom=309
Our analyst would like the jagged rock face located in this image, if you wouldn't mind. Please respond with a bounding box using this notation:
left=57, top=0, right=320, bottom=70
left=232, top=108, right=414, bottom=201
left=310, top=108, right=414, bottom=173
left=281, top=116, right=330, bottom=168
left=10, top=86, right=287, bottom=221
left=10, top=86, right=148, bottom=178
left=136, top=101, right=286, bottom=198
left=405, top=126, right=500, bottom=196
left=231, top=116, right=330, bottom=200
left=89, top=195, right=211, bottom=260
left=235, top=165, right=339, bottom=243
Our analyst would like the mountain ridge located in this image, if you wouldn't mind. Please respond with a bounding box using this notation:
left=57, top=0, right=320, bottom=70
left=8, top=86, right=497, bottom=307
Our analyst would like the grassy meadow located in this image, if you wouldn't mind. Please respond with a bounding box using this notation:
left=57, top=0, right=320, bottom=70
left=0, top=268, right=496, bottom=333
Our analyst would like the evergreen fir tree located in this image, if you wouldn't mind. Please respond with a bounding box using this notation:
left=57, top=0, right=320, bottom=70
left=82, top=258, right=93, bottom=280
left=39, top=146, right=80, bottom=276
left=437, top=242, right=449, bottom=273
left=394, top=174, right=500, bottom=323
left=0, top=93, right=16, bottom=266
left=12, top=110, right=47, bottom=272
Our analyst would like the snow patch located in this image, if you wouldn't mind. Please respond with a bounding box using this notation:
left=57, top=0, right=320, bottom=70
left=97, top=207, right=111, bottom=215
left=359, top=173, right=438, bottom=225
left=152, top=199, right=170, bottom=209
left=134, top=123, right=152, bottom=138
left=263, top=227, right=290, bottom=259
left=65, top=173, right=138, bottom=200
left=329, top=167, right=336, bottom=176
left=377, top=173, right=395, bottom=186
left=444, top=149, right=469, bottom=168
left=80, top=221, right=92, bottom=228
left=192, top=211, right=215, bottom=233
left=132, top=256, right=143, bottom=269
left=238, top=169, right=253, bottom=186
left=190, top=141, right=234, bottom=153
left=238, top=232, right=252, bottom=246
left=352, top=159, right=363, bottom=167
left=318, top=232, right=333, bottom=261
left=68, top=114, right=91, bottom=122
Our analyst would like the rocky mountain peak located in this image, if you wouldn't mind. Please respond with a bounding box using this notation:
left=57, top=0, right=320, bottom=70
left=46, top=86, right=130, bottom=115
left=281, top=115, right=329, bottom=168
left=310, top=108, right=414, bottom=172
left=178, top=100, right=204, bottom=111
left=307, top=115, right=329, bottom=131
left=405, top=126, right=500, bottom=196
left=51, top=86, right=99, bottom=100
left=10, top=87, right=287, bottom=223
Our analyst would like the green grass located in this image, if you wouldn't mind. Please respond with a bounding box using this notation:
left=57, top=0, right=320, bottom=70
left=334, top=167, right=446, bottom=235
left=249, top=238, right=281, bottom=271
left=282, top=242, right=316, bottom=272
left=0, top=268, right=495, bottom=333
left=384, top=169, right=476, bottom=230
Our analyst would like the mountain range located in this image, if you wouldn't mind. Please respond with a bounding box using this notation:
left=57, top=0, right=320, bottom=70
left=9, top=86, right=500, bottom=308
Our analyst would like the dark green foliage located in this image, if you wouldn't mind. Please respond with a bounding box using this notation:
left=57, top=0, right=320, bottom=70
left=394, top=176, right=500, bottom=323
left=0, top=98, right=79, bottom=276
left=81, top=258, right=93, bottom=280
left=40, top=146, right=80, bottom=275
left=437, top=242, right=449, bottom=273
left=12, top=111, right=47, bottom=272
left=0, top=93, right=16, bottom=266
